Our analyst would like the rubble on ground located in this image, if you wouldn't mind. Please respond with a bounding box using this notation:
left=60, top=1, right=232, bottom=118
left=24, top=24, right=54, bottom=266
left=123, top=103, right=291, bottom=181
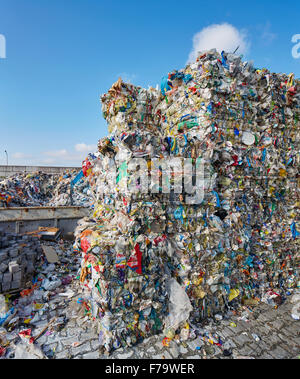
left=0, top=233, right=82, bottom=359
left=0, top=229, right=298, bottom=359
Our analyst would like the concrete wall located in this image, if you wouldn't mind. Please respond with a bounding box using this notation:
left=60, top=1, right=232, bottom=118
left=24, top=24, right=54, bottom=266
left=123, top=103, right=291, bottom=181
left=1, top=219, right=80, bottom=239
left=0, top=165, right=81, bottom=178
left=0, top=206, right=89, bottom=238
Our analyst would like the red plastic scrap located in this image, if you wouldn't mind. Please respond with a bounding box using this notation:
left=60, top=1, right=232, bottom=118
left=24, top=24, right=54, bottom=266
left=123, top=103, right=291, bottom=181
left=0, top=346, right=6, bottom=357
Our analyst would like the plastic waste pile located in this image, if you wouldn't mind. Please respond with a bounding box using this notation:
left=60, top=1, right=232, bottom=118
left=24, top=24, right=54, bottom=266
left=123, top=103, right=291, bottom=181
left=0, top=170, right=91, bottom=207
left=74, top=50, right=299, bottom=352
left=48, top=170, right=91, bottom=207
left=0, top=172, right=57, bottom=207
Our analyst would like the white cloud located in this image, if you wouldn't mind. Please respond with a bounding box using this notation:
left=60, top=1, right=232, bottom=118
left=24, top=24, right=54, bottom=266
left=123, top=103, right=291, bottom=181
left=10, top=146, right=96, bottom=167
left=187, top=23, right=250, bottom=63
left=41, top=147, right=93, bottom=166
left=6, top=149, right=88, bottom=167
left=12, top=152, right=32, bottom=159
left=40, top=158, right=56, bottom=165
left=75, top=143, right=96, bottom=153
left=43, top=149, right=68, bottom=158
left=260, top=22, right=277, bottom=45
left=0, top=34, right=6, bottom=59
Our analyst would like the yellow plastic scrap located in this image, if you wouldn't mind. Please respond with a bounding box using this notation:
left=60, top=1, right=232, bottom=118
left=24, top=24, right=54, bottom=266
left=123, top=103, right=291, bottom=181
left=34, top=303, right=44, bottom=310
left=228, top=289, right=240, bottom=302
left=194, top=286, right=206, bottom=299
left=279, top=168, right=287, bottom=178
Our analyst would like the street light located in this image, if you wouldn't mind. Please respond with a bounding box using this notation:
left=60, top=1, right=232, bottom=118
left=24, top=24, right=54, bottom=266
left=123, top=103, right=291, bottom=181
left=4, top=150, right=8, bottom=165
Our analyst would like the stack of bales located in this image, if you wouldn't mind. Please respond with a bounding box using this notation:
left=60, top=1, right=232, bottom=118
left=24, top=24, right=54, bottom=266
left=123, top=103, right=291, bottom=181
left=74, top=50, right=299, bottom=351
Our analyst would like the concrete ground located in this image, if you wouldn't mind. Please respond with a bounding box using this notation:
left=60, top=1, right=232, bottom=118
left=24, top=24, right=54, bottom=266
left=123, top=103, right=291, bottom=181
left=2, top=243, right=299, bottom=360
left=42, top=293, right=299, bottom=360
left=12, top=286, right=298, bottom=360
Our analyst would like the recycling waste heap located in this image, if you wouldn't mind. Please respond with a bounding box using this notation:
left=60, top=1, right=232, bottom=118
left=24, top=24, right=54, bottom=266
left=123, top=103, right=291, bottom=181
left=0, top=170, right=91, bottom=207
left=74, top=49, right=299, bottom=352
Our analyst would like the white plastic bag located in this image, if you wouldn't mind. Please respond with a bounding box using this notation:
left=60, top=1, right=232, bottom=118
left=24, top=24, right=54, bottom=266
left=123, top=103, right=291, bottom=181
left=164, top=278, right=192, bottom=330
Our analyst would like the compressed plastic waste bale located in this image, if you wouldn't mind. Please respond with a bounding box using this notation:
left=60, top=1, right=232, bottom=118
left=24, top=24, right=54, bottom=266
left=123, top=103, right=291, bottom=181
left=74, top=50, right=299, bottom=352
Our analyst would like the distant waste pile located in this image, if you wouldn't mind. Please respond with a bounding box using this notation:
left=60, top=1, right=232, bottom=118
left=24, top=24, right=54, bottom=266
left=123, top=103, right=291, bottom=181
left=0, top=170, right=92, bottom=207
left=73, top=49, right=299, bottom=352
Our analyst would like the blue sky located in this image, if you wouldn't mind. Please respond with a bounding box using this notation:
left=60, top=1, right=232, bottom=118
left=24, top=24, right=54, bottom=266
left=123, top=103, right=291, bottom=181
left=0, top=0, right=299, bottom=167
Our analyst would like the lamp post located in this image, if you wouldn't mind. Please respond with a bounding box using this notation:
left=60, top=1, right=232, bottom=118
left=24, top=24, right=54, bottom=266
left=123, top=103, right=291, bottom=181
left=4, top=150, right=8, bottom=165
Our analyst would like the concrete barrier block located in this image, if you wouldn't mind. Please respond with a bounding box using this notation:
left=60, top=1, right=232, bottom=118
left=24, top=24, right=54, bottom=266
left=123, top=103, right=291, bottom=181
left=11, top=280, right=21, bottom=290
left=3, top=272, right=12, bottom=283
left=1, top=282, right=10, bottom=292
left=0, top=262, right=8, bottom=273
left=9, top=262, right=20, bottom=273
